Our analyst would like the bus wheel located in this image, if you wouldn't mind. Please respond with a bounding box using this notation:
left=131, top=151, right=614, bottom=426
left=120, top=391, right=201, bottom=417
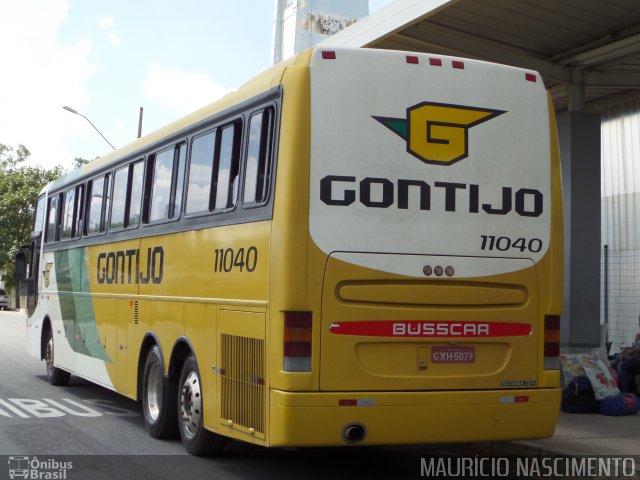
left=142, top=345, right=178, bottom=438
left=44, top=329, right=70, bottom=386
left=178, top=355, right=227, bottom=455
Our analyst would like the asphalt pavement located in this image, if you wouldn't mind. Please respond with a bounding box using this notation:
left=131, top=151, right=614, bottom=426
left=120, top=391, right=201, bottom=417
left=1, top=309, right=639, bottom=480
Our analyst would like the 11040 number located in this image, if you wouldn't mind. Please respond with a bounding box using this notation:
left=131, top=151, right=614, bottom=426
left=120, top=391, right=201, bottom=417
left=480, top=235, right=543, bottom=253
left=214, top=247, right=258, bottom=273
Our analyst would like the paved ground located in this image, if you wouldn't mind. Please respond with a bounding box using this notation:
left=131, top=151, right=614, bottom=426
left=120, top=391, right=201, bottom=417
left=0, top=310, right=453, bottom=479
left=2, top=309, right=638, bottom=479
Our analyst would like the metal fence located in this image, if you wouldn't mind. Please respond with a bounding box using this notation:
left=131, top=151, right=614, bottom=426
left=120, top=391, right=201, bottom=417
left=601, top=246, right=640, bottom=353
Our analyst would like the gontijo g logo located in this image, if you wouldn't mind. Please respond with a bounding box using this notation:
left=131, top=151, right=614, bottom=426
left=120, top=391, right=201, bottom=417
left=373, top=102, right=505, bottom=165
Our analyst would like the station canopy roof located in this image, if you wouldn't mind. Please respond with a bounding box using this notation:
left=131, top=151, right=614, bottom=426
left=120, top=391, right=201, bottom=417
left=320, top=0, right=640, bottom=112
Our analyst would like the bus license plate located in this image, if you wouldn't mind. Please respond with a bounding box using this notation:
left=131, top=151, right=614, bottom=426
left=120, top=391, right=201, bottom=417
left=431, top=346, right=475, bottom=364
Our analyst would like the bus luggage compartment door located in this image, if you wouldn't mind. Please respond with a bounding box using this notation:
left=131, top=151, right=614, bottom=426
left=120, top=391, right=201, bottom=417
left=319, top=252, right=540, bottom=392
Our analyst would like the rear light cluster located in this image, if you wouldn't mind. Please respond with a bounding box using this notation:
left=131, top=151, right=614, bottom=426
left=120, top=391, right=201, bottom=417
left=544, top=315, right=561, bottom=369
left=284, top=311, right=312, bottom=372
left=544, top=315, right=560, bottom=356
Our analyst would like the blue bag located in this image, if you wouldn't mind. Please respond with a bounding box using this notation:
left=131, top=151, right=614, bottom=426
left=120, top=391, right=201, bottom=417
left=600, top=393, right=639, bottom=416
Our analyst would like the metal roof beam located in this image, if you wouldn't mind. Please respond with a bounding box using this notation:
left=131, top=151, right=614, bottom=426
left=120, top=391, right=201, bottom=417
left=587, top=89, right=640, bottom=112
left=556, top=31, right=640, bottom=68
left=584, top=70, right=640, bottom=88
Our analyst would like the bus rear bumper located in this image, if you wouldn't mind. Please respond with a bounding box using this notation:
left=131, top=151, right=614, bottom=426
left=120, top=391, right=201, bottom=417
left=269, top=388, right=560, bottom=447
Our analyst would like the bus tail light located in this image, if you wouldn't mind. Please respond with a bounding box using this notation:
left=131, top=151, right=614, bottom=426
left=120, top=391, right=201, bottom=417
left=284, top=311, right=312, bottom=372
left=544, top=315, right=560, bottom=369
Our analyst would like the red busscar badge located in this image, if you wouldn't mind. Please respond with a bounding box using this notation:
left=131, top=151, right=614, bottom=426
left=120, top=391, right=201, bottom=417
left=328, top=321, right=532, bottom=337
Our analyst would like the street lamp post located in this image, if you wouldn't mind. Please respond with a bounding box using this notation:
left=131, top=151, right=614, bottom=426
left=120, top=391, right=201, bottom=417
left=62, top=106, right=115, bottom=151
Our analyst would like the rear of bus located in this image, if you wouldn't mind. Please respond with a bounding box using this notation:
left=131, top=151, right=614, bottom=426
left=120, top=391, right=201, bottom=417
left=269, top=47, right=562, bottom=447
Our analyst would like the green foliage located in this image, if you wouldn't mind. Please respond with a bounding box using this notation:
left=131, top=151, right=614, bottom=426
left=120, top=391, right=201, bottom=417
left=73, top=157, right=91, bottom=169
left=0, top=143, right=63, bottom=290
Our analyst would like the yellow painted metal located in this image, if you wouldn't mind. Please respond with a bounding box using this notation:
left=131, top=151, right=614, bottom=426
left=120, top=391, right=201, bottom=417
left=269, top=388, right=561, bottom=447
left=51, top=47, right=562, bottom=449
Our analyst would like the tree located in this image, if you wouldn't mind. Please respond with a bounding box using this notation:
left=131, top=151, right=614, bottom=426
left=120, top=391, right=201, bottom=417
left=0, top=144, right=63, bottom=292
left=73, top=157, right=91, bottom=169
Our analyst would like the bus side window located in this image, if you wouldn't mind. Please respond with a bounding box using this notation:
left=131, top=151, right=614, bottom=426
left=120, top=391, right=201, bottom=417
left=45, top=194, right=62, bottom=243
left=128, top=160, right=144, bottom=227
left=213, top=122, right=241, bottom=210
left=33, top=196, right=46, bottom=235
left=85, top=175, right=109, bottom=235
left=147, top=143, right=186, bottom=223
left=186, top=131, right=216, bottom=215
left=74, top=184, right=84, bottom=238
left=244, top=108, right=274, bottom=205
left=61, top=187, right=76, bottom=240
left=110, top=159, right=145, bottom=231
left=110, top=166, right=128, bottom=229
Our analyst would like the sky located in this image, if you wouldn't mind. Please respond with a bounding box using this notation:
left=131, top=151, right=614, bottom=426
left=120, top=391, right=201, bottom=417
left=0, top=0, right=393, bottom=170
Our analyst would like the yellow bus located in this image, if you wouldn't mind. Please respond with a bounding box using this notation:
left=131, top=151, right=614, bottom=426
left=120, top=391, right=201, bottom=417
left=18, top=47, right=563, bottom=455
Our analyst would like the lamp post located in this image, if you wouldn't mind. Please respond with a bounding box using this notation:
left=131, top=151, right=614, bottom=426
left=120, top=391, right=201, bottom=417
left=62, top=106, right=115, bottom=151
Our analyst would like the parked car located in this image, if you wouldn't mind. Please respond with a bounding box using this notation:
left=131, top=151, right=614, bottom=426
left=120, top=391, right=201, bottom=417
left=0, top=289, right=8, bottom=310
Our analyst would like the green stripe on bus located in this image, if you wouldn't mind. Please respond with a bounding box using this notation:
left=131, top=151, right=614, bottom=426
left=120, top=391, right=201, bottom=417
left=55, top=249, right=112, bottom=363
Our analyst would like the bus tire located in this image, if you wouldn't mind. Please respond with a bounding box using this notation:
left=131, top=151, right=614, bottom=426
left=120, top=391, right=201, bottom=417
left=142, top=345, right=179, bottom=438
left=44, top=328, right=71, bottom=386
left=178, top=354, right=227, bottom=455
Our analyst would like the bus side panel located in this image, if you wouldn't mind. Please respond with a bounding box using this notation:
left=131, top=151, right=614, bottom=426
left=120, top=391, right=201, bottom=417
left=31, top=245, right=118, bottom=390
left=130, top=222, right=270, bottom=443
left=268, top=62, right=325, bottom=394
left=85, top=239, right=140, bottom=392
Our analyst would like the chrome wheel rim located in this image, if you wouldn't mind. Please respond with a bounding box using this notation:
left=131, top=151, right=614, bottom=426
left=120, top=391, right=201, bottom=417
left=179, top=371, right=202, bottom=439
left=45, top=336, right=54, bottom=376
left=146, top=362, right=162, bottom=422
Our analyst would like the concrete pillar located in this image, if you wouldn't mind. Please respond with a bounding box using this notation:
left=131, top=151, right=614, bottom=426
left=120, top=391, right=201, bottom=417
left=556, top=111, right=601, bottom=349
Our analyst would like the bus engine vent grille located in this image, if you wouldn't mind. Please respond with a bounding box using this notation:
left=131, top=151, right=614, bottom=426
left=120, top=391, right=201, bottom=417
left=221, top=334, right=265, bottom=437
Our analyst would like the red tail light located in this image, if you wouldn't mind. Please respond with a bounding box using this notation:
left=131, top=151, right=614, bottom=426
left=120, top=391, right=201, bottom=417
left=284, top=312, right=312, bottom=372
left=544, top=315, right=561, bottom=359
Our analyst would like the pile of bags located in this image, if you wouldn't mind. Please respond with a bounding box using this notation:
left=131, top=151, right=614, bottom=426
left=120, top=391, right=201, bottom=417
left=560, top=351, right=638, bottom=416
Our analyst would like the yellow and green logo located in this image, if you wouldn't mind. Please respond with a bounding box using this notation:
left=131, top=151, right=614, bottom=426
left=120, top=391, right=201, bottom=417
left=373, top=102, right=505, bottom=165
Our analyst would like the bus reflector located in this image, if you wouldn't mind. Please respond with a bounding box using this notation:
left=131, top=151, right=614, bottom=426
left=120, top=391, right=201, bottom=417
left=429, top=58, right=442, bottom=66
left=452, top=60, right=465, bottom=69
left=544, top=315, right=561, bottom=359
left=526, top=73, right=537, bottom=82
left=322, top=51, right=336, bottom=60
left=500, top=396, right=530, bottom=403
left=284, top=311, right=312, bottom=372
left=406, top=55, right=419, bottom=64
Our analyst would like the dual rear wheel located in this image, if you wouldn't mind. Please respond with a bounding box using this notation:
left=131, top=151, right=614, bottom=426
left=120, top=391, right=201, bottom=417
left=44, top=332, right=226, bottom=455
left=142, top=348, right=226, bottom=455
